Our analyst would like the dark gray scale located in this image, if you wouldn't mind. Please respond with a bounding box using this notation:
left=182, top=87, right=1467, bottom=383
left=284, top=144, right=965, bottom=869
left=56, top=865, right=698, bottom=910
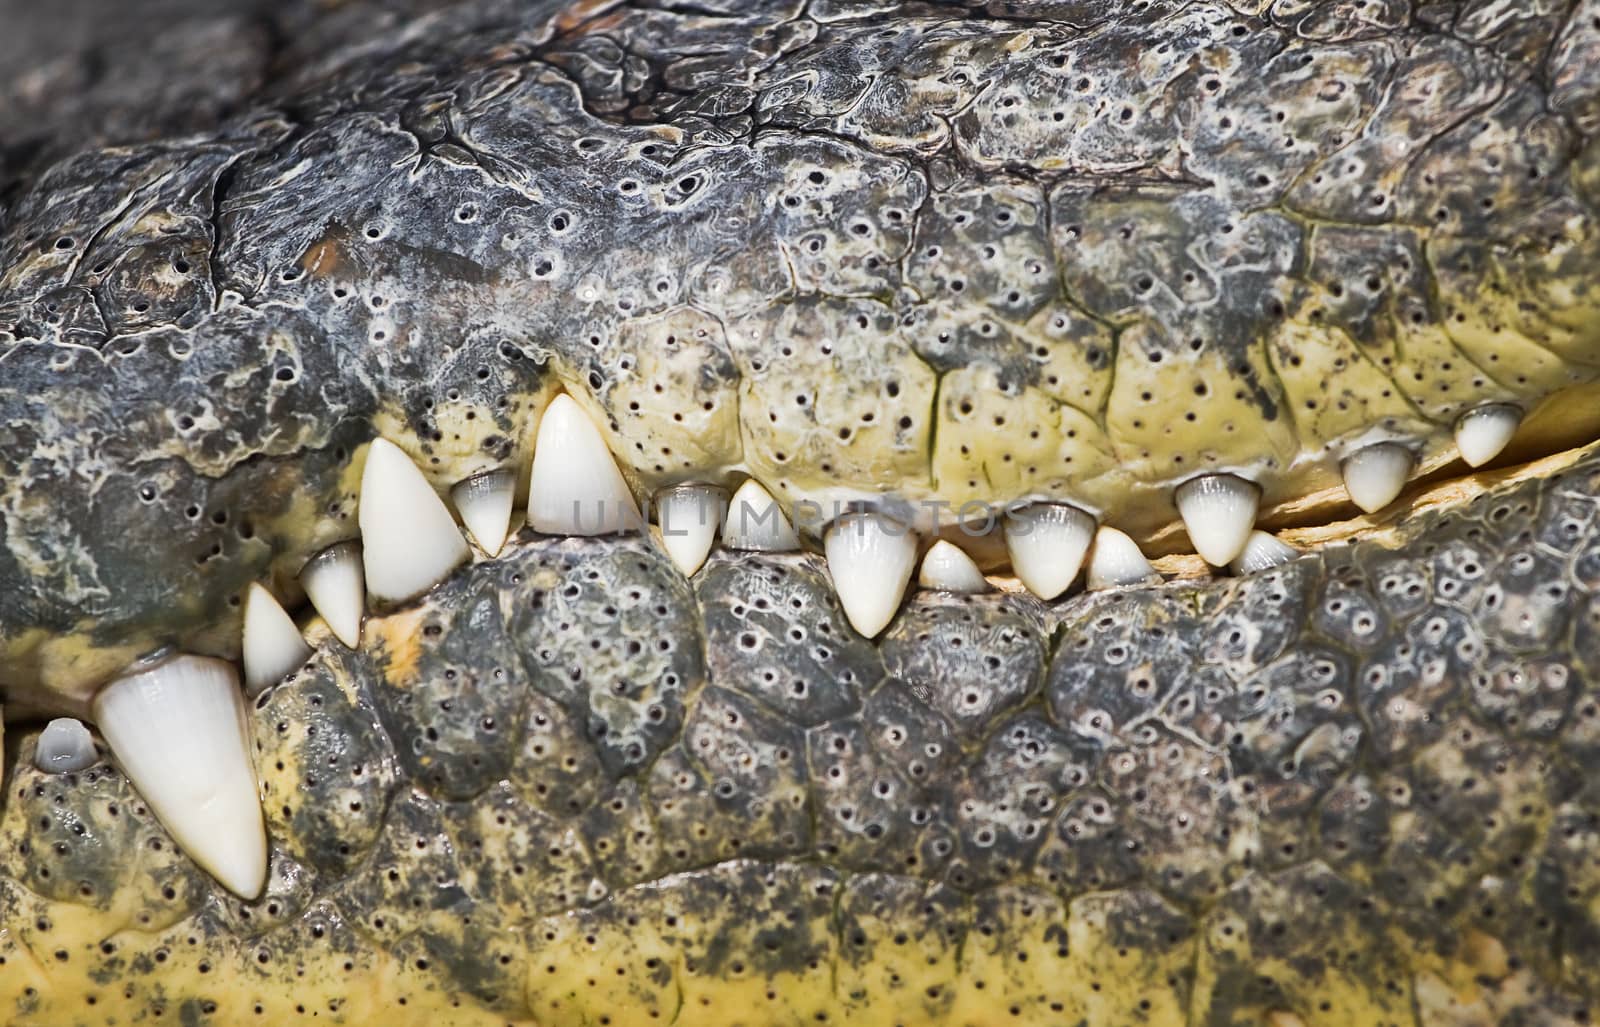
left=367, top=572, right=530, bottom=801
left=332, top=787, right=475, bottom=948
left=698, top=552, right=881, bottom=727
left=645, top=685, right=812, bottom=872
left=0, top=739, right=206, bottom=916
left=942, top=712, right=1099, bottom=892
left=506, top=537, right=704, bottom=779
left=805, top=716, right=933, bottom=876
left=251, top=647, right=400, bottom=877
left=577, top=779, right=664, bottom=891
left=879, top=591, right=1047, bottom=742
left=1047, top=588, right=1206, bottom=740
left=1194, top=863, right=1415, bottom=1026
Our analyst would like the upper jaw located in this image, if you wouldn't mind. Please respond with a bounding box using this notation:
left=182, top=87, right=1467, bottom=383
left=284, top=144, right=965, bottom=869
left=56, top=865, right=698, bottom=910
left=4, top=0, right=1600, bottom=707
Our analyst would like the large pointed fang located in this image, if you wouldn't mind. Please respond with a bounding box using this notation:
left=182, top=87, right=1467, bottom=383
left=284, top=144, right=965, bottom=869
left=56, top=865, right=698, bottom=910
left=825, top=512, right=918, bottom=638
left=1342, top=443, right=1414, bottom=514
left=359, top=437, right=470, bottom=602
left=1454, top=404, right=1521, bottom=468
left=1174, top=473, right=1259, bottom=567
left=527, top=394, right=642, bottom=536
left=656, top=484, right=723, bottom=576
left=92, top=653, right=267, bottom=900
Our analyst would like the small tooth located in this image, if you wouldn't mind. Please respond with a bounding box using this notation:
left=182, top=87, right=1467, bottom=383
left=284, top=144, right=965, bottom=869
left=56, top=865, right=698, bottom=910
left=1086, top=526, right=1161, bottom=590
left=1004, top=502, right=1096, bottom=600
left=1174, top=473, right=1259, bottom=567
left=1228, top=530, right=1299, bottom=575
left=825, top=513, right=918, bottom=638
left=359, top=438, right=470, bottom=602
left=452, top=468, right=516, bottom=557
left=1342, top=443, right=1413, bottom=514
left=527, top=394, right=642, bottom=536
left=242, top=583, right=312, bottom=697
left=92, top=654, right=267, bottom=899
left=300, top=541, right=365, bottom=648
left=656, top=484, right=723, bottom=577
left=721, top=479, right=800, bottom=552
left=35, top=718, right=98, bottom=774
left=1454, top=404, right=1521, bottom=468
left=917, top=540, right=990, bottom=593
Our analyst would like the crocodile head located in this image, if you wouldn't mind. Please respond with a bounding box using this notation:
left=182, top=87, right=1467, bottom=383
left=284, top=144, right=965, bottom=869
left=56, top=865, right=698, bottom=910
left=3, top=0, right=1600, bottom=1024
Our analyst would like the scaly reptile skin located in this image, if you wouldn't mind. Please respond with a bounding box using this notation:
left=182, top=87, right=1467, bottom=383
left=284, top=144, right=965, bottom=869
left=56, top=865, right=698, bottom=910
left=2, top=1, right=1600, bottom=1024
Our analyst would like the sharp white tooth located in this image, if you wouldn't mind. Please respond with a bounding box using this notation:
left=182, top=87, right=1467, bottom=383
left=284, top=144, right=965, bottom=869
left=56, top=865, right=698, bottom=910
left=1342, top=442, right=1413, bottom=514
left=917, top=540, right=990, bottom=593
left=527, top=394, right=642, bottom=535
left=1086, top=526, right=1161, bottom=590
left=1004, top=502, right=1096, bottom=600
left=92, top=654, right=267, bottom=900
left=451, top=468, right=516, bottom=557
left=35, top=718, right=98, bottom=774
left=656, top=484, right=723, bottom=576
left=359, top=438, right=470, bottom=602
left=242, top=583, right=312, bottom=697
left=1454, top=404, right=1521, bottom=468
left=825, top=512, right=918, bottom=638
left=1174, top=473, right=1259, bottom=567
left=1228, top=530, right=1299, bottom=575
left=300, top=541, right=364, bottom=648
left=721, top=479, right=800, bottom=552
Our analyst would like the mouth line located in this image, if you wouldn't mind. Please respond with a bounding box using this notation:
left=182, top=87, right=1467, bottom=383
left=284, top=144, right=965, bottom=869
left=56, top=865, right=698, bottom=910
left=7, top=0, right=1600, bottom=1019
left=4, top=421, right=1598, bottom=1023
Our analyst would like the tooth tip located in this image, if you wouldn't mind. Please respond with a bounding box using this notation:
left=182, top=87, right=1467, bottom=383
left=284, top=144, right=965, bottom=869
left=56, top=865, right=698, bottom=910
left=527, top=395, right=642, bottom=536
left=1342, top=443, right=1413, bottom=514
left=452, top=470, right=516, bottom=557
left=242, top=583, right=312, bottom=696
left=826, top=513, right=917, bottom=638
left=1005, top=503, right=1096, bottom=600
left=917, top=540, right=990, bottom=593
left=360, top=438, right=470, bottom=602
left=1454, top=405, right=1520, bottom=468
left=1229, top=530, right=1299, bottom=575
left=722, top=480, right=800, bottom=552
left=1174, top=474, right=1259, bottom=567
left=300, top=543, right=365, bottom=649
left=1086, top=526, right=1161, bottom=590
left=657, top=485, right=722, bottom=576
left=92, top=654, right=268, bottom=900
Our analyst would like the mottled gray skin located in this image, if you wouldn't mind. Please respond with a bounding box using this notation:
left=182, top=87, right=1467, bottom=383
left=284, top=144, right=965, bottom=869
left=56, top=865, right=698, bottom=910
left=4, top=441, right=1600, bottom=1022
left=5, top=0, right=1600, bottom=1023
left=7, top=0, right=1600, bottom=704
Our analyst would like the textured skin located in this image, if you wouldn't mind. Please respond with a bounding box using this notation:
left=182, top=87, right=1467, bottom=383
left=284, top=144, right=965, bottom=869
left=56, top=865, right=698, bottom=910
left=4, top=0, right=1600, bottom=1024
left=4, top=446, right=1600, bottom=1024
left=6, top=0, right=1600, bottom=704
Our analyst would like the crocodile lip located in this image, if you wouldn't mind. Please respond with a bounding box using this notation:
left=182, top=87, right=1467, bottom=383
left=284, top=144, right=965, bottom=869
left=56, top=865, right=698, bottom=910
left=6, top=0, right=1600, bottom=1020
left=5, top=432, right=1599, bottom=1023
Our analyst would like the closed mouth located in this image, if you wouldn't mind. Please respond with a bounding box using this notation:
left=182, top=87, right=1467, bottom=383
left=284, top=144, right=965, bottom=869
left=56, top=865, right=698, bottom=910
left=3, top=0, right=1600, bottom=1023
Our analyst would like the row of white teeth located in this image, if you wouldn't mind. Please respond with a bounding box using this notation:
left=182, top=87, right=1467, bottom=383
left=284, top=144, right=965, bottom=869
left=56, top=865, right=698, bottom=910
left=46, top=396, right=1524, bottom=902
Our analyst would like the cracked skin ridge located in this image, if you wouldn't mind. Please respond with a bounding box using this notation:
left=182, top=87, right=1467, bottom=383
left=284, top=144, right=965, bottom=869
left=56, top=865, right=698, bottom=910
left=2, top=0, right=1600, bottom=1024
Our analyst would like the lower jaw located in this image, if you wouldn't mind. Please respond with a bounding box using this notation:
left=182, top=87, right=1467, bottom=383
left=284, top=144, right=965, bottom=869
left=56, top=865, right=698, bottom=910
left=3, top=435, right=1598, bottom=1024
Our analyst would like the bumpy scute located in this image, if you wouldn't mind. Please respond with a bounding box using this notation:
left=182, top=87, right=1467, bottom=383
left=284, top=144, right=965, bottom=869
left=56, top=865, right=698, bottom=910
left=8, top=0, right=1600, bottom=692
